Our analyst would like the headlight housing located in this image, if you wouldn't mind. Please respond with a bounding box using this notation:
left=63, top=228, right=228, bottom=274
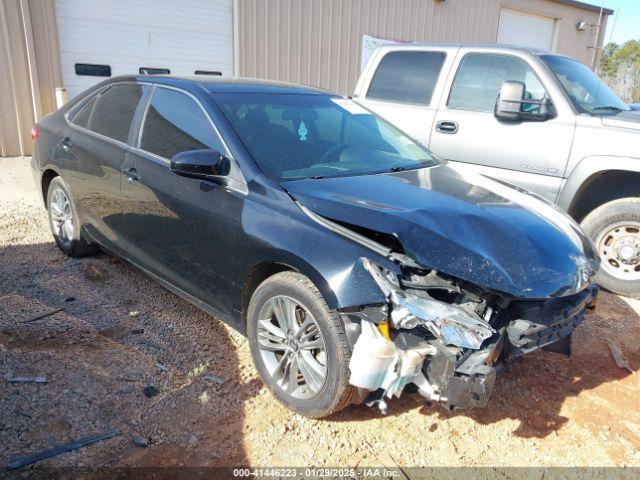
left=362, top=258, right=495, bottom=349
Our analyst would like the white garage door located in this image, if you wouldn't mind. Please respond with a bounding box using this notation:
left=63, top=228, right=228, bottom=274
left=497, top=8, right=555, bottom=51
left=56, top=0, right=233, bottom=99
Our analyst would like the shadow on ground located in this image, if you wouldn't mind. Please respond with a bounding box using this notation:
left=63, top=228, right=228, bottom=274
left=1, top=241, right=260, bottom=474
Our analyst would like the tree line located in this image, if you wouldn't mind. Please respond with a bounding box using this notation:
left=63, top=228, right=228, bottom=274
left=599, top=40, right=640, bottom=103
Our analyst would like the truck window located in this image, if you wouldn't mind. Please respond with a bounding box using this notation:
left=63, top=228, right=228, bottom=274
left=448, top=53, right=546, bottom=112
left=366, top=51, right=446, bottom=105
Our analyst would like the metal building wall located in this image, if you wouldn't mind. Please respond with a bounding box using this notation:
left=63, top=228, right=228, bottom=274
left=0, top=0, right=62, bottom=157
left=235, top=0, right=608, bottom=95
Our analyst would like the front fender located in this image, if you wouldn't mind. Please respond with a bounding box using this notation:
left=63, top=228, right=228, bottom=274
left=558, top=155, right=640, bottom=211
left=235, top=189, right=398, bottom=313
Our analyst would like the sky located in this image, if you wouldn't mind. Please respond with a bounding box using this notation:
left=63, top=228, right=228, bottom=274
left=600, top=0, right=640, bottom=45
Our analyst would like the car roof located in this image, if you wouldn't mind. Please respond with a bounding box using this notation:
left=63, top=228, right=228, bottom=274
left=109, top=74, right=330, bottom=95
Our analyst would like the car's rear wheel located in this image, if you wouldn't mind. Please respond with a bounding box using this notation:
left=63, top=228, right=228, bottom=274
left=246, top=271, right=353, bottom=418
left=46, top=176, right=98, bottom=257
left=581, top=198, right=640, bottom=299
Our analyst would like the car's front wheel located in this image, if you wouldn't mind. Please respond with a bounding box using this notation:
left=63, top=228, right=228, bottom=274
left=246, top=272, right=354, bottom=418
left=46, top=176, right=98, bottom=257
left=581, top=198, right=640, bottom=299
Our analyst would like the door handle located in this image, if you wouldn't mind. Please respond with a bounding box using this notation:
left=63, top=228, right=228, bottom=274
left=435, top=120, right=458, bottom=134
left=60, top=137, right=72, bottom=150
left=121, top=167, right=142, bottom=183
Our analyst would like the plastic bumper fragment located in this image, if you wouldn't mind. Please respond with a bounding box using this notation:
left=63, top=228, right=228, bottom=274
left=507, top=285, right=597, bottom=356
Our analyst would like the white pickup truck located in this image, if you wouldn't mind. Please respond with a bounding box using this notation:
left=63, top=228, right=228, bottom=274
left=355, top=44, right=640, bottom=298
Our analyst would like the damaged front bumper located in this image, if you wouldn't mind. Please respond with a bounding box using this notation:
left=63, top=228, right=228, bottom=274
left=343, top=259, right=598, bottom=411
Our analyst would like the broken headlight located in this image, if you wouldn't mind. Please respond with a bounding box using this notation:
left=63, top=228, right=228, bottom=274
left=362, top=258, right=495, bottom=350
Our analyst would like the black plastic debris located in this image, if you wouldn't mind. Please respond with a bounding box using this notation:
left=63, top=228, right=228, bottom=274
left=143, top=386, right=159, bottom=398
left=8, top=430, right=120, bottom=470
left=132, top=435, right=149, bottom=448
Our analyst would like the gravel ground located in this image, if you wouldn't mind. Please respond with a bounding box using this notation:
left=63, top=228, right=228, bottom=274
left=1, top=156, right=640, bottom=473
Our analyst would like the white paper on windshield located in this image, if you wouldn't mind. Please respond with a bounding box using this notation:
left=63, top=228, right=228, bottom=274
left=331, top=98, right=369, bottom=115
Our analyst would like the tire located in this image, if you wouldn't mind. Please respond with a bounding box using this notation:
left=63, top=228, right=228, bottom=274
left=246, top=271, right=354, bottom=418
left=46, top=176, right=98, bottom=257
left=580, top=198, right=640, bottom=299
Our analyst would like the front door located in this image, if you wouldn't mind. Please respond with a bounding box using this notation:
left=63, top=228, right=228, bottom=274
left=120, top=86, right=243, bottom=317
left=429, top=51, right=575, bottom=202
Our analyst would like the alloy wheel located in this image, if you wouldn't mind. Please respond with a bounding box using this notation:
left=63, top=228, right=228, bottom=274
left=49, top=188, right=74, bottom=246
left=256, top=295, right=327, bottom=399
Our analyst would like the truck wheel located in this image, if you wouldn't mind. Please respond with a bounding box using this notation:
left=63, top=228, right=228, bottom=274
left=581, top=198, right=640, bottom=299
left=46, top=176, right=98, bottom=257
left=246, top=272, right=354, bottom=418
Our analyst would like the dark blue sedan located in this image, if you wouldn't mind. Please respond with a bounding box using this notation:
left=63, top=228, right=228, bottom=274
left=32, top=76, right=598, bottom=417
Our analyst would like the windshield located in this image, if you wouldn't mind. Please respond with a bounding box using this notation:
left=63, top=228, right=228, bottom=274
left=216, top=93, right=438, bottom=181
left=542, top=55, right=630, bottom=115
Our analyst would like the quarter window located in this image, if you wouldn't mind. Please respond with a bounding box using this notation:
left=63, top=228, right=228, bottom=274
left=366, top=51, right=446, bottom=105
left=87, top=84, right=144, bottom=143
left=140, top=88, right=225, bottom=159
left=71, top=97, right=97, bottom=128
left=448, top=53, right=547, bottom=112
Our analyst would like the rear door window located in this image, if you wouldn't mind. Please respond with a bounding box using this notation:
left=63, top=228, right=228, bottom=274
left=87, top=84, right=144, bottom=143
left=448, top=53, right=547, bottom=112
left=139, top=88, right=225, bottom=160
left=366, top=51, right=446, bottom=105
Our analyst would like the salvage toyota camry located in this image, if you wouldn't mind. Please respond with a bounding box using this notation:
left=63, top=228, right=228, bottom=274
left=32, top=76, right=599, bottom=417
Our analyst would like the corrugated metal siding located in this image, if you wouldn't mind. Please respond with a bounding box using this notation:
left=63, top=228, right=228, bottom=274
left=236, top=0, right=607, bottom=95
left=0, top=0, right=62, bottom=157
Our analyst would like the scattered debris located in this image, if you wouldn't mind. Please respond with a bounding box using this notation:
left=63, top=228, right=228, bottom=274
left=188, top=434, right=198, bottom=445
left=130, top=328, right=144, bottom=335
left=65, top=297, right=75, bottom=302
left=129, top=310, right=140, bottom=317
left=21, top=307, right=64, bottom=324
left=4, top=374, right=47, bottom=384
left=84, top=264, right=104, bottom=281
left=139, top=339, right=164, bottom=351
left=132, top=435, right=149, bottom=448
left=203, top=373, right=224, bottom=385
left=377, top=452, right=410, bottom=480
left=7, top=430, right=120, bottom=470
left=155, top=363, right=169, bottom=372
left=607, top=339, right=634, bottom=373
left=143, top=386, right=159, bottom=398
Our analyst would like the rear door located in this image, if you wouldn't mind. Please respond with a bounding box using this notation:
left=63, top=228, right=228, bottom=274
left=120, top=86, right=243, bottom=316
left=428, top=50, right=575, bottom=202
left=354, top=48, right=451, bottom=145
left=59, top=82, right=147, bottom=247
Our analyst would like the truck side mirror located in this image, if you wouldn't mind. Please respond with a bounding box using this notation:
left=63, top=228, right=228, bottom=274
left=495, top=81, right=556, bottom=122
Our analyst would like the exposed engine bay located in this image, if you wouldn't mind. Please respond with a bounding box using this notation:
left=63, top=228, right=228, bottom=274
left=341, top=258, right=598, bottom=413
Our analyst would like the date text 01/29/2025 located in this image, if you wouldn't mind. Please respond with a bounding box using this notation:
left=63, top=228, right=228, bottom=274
left=232, top=467, right=402, bottom=477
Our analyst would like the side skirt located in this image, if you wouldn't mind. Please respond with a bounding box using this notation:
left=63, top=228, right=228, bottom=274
left=83, top=228, right=245, bottom=335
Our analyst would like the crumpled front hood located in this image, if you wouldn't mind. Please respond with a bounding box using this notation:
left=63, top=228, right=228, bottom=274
left=283, top=164, right=598, bottom=299
left=601, top=111, right=640, bottom=131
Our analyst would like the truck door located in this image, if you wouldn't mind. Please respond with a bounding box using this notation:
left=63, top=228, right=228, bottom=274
left=354, top=48, right=451, bottom=146
left=429, top=50, right=575, bottom=202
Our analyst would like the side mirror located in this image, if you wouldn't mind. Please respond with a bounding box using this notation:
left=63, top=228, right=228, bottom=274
left=495, top=81, right=555, bottom=122
left=170, top=149, right=231, bottom=182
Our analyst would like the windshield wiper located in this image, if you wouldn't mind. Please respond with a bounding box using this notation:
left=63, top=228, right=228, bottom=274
left=308, top=175, right=327, bottom=180
left=591, top=105, right=627, bottom=113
